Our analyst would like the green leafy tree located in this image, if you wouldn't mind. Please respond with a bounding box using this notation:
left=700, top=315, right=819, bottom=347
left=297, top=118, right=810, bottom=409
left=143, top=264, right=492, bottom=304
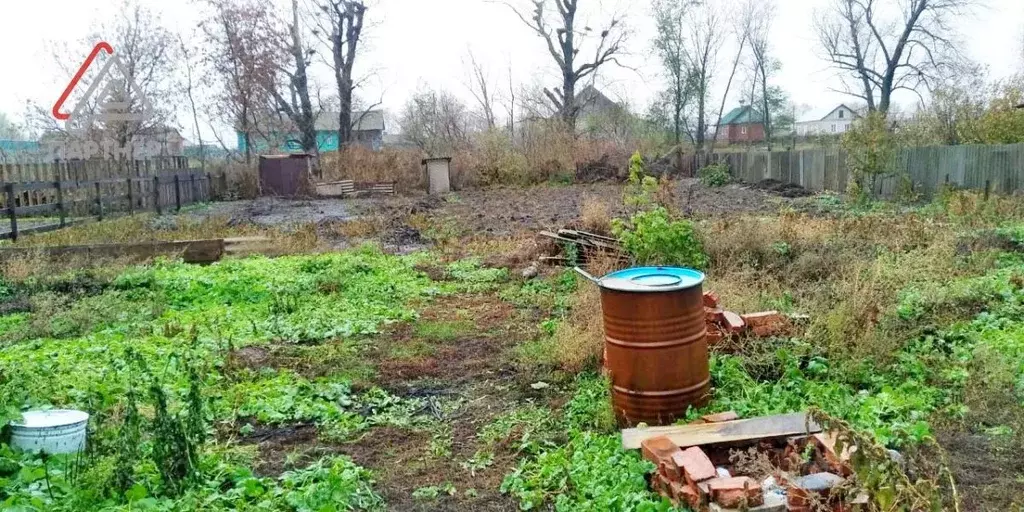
left=842, top=111, right=897, bottom=200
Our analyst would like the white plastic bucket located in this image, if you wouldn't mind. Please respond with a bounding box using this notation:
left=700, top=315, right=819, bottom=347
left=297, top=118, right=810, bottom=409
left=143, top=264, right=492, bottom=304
left=10, top=410, right=89, bottom=454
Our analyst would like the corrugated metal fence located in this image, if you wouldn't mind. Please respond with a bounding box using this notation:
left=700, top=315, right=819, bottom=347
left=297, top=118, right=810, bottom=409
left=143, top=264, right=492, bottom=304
left=684, top=144, right=1024, bottom=198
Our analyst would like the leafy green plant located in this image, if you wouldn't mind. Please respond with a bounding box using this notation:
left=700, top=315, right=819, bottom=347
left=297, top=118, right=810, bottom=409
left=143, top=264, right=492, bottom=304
left=612, top=207, right=709, bottom=269
left=413, top=482, right=456, bottom=500
left=698, top=162, right=731, bottom=187
left=623, top=151, right=659, bottom=213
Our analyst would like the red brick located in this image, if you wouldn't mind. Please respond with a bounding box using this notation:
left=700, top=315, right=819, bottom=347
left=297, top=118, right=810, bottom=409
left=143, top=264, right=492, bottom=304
left=813, top=432, right=855, bottom=477
left=672, top=446, right=717, bottom=484
left=706, top=328, right=725, bottom=346
left=751, top=324, right=784, bottom=337
left=700, top=411, right=739, bottom=423
left=670, top=480, right=702, bottom=511
left=641, top=436, right=683, bottom=480
left=706, top=476, right=762, bottom=508
left=722, top=311, right=746, bottom=332
left=703, top=291, right=721, bottom=308
left=705, top=307, right=725, bottom=323
left=740, top=310, right=783, bottom=327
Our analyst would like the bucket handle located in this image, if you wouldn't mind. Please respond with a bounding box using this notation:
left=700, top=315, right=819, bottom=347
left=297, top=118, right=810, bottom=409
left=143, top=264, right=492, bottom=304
left=574, top=266, right=599, bottom=284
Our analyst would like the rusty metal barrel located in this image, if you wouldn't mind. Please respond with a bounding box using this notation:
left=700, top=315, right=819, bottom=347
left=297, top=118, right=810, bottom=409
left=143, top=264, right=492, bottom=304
left=589, top=267, right=710, bottom=427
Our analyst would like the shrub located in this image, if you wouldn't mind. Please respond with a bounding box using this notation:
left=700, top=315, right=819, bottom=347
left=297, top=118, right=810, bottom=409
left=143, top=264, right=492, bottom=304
left=698, top=162, right=732, bottom=187
left=612, top=207, right=708, bottom=269
left=842, top=112, right=897, bottom=200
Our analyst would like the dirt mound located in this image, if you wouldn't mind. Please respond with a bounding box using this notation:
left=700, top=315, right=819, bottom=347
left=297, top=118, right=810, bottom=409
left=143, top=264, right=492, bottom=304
left=576, top=155, right=621, bottom=183
left=752, top=179, right=813, bottom=198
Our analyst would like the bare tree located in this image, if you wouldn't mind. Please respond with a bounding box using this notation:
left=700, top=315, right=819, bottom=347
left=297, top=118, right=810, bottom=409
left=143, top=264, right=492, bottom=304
left=465, top=50, right=497, bottom=130
left=710, top=0, right=756, bottom=151
left=272, top=0, right=321, bottom=173
left=507, top=0, right=625, bottom=130
left=309, top=0, right=366, bottom=148
left=505, top=61, right=517, bottom=134
left=0, top=112, right=24, bottom=140
left=400, top=87, right=471, bottom=156
left=60, top=0, right=179, bottom=168
left=686, top=6, right=724, bottom=151
left=652, top=0, right=696, bottom=152
left=748, top=2, right=777, bottom=148
left=179, top=33, right=206, bottom=171
left=202, top=0, right=280, bottom=165
left=816, top=0, right=975, bottom=114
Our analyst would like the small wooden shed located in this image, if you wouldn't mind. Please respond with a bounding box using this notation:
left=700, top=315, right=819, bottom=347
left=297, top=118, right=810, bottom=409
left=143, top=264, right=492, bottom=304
left=422, top=157, right=452, bottom=195
left=259, top=154, right=312, bottom=197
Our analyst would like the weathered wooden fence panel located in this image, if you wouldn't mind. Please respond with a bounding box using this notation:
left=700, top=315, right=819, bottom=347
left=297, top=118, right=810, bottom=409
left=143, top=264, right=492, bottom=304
left=0, top=169, right=222, bottom=241
left=695, top=143, right=1024, bottom=198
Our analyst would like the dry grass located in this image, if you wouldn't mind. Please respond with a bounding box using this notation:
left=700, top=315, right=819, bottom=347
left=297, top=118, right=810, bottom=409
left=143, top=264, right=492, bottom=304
left=4, top=214, right=271, bottom=248
left=551, top=253, right=620, bottom=373
left=702, top=208, right=977, bottom=362
left=321, top=147, right=424, bottom=192
left=577, top=195, right=613, bottom=235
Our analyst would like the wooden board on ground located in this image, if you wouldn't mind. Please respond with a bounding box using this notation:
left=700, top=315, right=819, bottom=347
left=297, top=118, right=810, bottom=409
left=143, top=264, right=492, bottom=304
left=0, top=239, right=225, bottom=264
left=224, top=236, right=276, bottom=257
left=621, top=412, right=821, bottom=450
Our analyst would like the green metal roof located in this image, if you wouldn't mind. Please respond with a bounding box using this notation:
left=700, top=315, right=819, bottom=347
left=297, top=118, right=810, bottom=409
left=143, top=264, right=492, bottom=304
left=719, top=106, right=764, bottom=125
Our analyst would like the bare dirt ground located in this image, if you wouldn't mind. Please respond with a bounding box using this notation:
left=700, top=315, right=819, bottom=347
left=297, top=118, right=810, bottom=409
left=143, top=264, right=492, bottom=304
left=192, top=179, right=797, bottom=237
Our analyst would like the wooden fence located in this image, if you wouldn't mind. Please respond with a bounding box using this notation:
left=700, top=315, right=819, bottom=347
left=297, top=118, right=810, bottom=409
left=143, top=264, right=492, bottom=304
left=0, top=157, right=189, bottom=183
left=1, top=170, right=218, bottom=241
left=682, top=143, right=1024, bottom=198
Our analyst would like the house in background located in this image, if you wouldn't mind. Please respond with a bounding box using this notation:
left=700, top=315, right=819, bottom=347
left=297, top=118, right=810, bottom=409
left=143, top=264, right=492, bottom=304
left=717, top=105, right=765, bottom=144
left=237, top=110, right=385, bottom=154
left=795, top=104, right=861, bottom=136
left=0, top=140, right=41, bottom=161
left=576, top=86, right=619, bottom=120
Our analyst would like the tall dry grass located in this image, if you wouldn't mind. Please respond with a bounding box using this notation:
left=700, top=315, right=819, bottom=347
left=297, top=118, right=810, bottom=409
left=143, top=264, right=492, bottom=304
left=702, top=209, right=976, bottom=362
left=321, top=147, right=424, bottom=192
left=551, top=253, right=622, bottom=373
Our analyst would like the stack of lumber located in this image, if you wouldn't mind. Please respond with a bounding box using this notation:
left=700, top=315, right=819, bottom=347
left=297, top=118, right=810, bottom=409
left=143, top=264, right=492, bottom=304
left=538, top=229, right=628, bottom=266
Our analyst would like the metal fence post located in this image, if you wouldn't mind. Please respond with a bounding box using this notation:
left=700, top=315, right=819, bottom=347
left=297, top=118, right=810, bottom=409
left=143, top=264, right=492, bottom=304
left=5, top=183, right=18, bottom=241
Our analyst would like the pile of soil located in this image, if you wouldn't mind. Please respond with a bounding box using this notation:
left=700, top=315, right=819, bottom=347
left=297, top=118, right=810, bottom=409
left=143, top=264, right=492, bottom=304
left=752, top=179, right=813, bottom=198
left=575, top=155, right=621, bottom=183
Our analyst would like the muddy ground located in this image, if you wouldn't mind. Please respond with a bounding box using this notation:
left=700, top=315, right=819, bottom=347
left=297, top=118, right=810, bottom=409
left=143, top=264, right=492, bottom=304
left=195, top=179, right=798, bottom=237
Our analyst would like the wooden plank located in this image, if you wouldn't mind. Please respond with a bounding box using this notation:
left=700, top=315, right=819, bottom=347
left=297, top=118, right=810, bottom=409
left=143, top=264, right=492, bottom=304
left=16, top=181, right=60, bottom=192
left=558, top=229, right=621, bottom=245
left=15, top=203, right=61, bottom=215
left=621, top=412, right=821, bottom=450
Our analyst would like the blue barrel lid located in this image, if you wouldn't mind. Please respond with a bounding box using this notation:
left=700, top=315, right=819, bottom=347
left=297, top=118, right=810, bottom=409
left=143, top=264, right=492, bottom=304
left=599, top=266, right=705, bottom=292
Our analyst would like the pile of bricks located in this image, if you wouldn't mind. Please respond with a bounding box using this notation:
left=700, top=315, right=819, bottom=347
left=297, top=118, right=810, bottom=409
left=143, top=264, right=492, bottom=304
left=702, top=291, right=790, bottom=345
left=641, top=412, right=867, bottom=511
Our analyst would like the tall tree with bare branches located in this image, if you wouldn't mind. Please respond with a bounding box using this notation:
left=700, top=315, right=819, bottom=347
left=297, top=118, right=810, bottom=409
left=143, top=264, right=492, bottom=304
left=652, top=0, right=696, bottom=151
left=508, top=0, right=625, bottom=130
left=465, top=50, right=497, bottom=130
left=710, top=0, right=756, bottom=151
left=686, top=6, right=724, bottom=151
left=203, top=0, right=281, bottom=164
left=272, top=0, right=320, bottom=172
left=311, top=0, right=366, bottom=147
left=749, top=2, right=777, bottom=148
left=816, top=0, right=975, bottom=114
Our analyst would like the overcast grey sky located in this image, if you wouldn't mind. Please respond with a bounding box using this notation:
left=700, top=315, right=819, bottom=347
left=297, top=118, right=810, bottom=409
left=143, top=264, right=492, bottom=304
left=1, top=0, right=1022, bottom=145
